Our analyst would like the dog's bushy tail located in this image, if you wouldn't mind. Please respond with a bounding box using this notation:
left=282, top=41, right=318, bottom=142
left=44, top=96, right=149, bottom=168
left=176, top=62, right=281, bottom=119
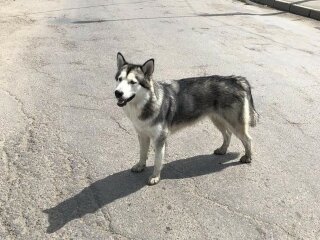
left=237, top=76, right=259, bottom=127
left=247, top=86, right=259, bottom=127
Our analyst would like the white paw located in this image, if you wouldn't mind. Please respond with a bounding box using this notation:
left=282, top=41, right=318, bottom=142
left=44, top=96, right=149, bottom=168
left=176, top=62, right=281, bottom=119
left=131, top=163, right=145, bottom=172
left=148, top=175, right=160, bottom=185
left=240, top=155, right=252, bottom=163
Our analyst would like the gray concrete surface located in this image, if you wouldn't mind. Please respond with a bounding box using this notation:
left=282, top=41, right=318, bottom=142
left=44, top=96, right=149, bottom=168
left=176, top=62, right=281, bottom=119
left=252, top=0, right=320, bottom=20
left=1, top=0, right=320, bottom=239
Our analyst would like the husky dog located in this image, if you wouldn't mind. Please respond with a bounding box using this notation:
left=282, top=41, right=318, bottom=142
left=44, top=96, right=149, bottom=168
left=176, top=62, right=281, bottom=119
left=114, top=53, right=258, bottom=185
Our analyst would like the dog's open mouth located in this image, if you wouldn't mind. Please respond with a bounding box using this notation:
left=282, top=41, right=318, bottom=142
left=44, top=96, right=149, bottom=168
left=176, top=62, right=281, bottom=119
left=117, top=94, right=135, bottom=107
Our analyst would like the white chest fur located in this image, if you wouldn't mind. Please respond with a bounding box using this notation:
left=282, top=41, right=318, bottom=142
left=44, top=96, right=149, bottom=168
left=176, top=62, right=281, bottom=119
left=123, top=105, right=162, bottom=139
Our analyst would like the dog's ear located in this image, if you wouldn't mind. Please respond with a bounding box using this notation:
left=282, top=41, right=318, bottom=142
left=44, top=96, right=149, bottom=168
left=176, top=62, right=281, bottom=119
left=141, top=59, right=154, bottom=77
left=117, top=52, right=127, bottom=70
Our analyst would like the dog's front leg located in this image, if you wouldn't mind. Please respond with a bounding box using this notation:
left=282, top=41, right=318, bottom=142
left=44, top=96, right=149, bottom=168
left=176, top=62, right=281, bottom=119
left=131, top=134, right=150, bottom=172
left=148, top=137, right=166, bottom=185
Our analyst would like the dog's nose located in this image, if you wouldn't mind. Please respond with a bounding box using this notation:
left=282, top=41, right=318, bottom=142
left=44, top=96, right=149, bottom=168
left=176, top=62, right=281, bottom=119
left=115, top=90, right=123, bottom=98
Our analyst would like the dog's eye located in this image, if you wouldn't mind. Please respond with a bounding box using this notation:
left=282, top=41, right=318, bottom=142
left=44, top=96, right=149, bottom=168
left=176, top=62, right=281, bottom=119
left=118, top=77, right=122, bottom=81
left=129, top=81, right=137, bottom=85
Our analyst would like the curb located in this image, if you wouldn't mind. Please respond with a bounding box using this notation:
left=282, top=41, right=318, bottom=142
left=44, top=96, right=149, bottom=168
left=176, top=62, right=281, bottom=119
left=251, top=0, right=320, bottom=20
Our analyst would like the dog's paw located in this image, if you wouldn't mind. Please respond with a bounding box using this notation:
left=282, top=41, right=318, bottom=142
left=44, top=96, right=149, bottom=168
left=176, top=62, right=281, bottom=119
left=148, top=175, right=160, bottom=185
left=131, top=163, right=146, bottom=173
left=214, top=147, right=227, bottom=155
left=240, top=155, right=252, bottom=163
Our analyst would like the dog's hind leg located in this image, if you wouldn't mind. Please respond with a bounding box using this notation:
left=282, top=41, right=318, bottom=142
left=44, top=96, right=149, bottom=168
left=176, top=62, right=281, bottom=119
left=239, top=132, right=252, bottom=163
left=148, top=136, right=166, bottom=185
left=239, top=98, right=253, bottom=163
left=230, top=99, right=252, bottom=163
left=131, top=134, right=150, bottom=172
left=211, top=117, right=232, bottom=155
left=233, top=124, right=252, bottom=163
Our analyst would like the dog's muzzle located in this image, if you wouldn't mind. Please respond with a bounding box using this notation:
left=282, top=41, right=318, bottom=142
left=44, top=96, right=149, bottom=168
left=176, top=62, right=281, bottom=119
left=117, top=94, right=135, bottom=107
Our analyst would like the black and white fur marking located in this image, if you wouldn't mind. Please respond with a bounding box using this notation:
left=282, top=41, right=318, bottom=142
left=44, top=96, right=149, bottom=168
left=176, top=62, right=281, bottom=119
left=114, top=53, right=258, bottom=185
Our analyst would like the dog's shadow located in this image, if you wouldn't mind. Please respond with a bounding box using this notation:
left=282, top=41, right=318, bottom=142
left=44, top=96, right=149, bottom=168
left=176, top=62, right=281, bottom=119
left=43, top=152, right=240, bottom=233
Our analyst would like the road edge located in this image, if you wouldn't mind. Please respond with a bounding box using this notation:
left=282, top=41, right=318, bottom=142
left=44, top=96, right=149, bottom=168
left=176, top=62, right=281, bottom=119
left=251, top=0, right=320, bottom=20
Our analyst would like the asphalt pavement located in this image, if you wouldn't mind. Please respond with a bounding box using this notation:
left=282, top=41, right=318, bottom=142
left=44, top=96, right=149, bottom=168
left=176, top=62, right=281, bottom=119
left=1, top=0, right=320, bottom=239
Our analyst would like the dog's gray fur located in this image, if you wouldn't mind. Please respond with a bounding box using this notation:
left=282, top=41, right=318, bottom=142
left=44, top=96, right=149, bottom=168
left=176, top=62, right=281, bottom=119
left=114, top=53, right=258, bottom=185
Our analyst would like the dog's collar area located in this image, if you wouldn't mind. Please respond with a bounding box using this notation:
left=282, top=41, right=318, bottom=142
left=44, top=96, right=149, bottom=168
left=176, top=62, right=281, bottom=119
left=117, top=94, right=136, bottom=107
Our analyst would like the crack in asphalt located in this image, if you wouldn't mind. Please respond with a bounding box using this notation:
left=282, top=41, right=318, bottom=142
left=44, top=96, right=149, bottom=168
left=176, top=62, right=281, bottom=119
left=270, top=105, right=317, bottom=142
left=0, top=139, right=10, bottom=178
left=29, top=65, right=60, bottom=82
left=192, top=186, right=297, bottom=239
left=2, top=0, right=154, bottom=18
left=85, top=175, right=133, bottom=239
left=51, top=134, right=134, bottom=239
left=104, top=208, right=132, bottom=239
left=110, top=116, right=132, bottom=135
left=0, top=88, right=47, bottom=157
left=0, top=141, right=32, bottom=239
left=0, top=89, right=123, bottom=237
left=61, top=105, right=105, bottom=112
left=0, top=88, right=35, bottom=124
left=0, top=141, right=16, bottom=211
left=77, top=93, right=114, bottom=101
left=54, top=133, right=91, bottom=175
left=0, top=88, right=37, bottom=204
left=198, top=12, right=318, bottom=56
left=167, top=162, right=297, bottom=239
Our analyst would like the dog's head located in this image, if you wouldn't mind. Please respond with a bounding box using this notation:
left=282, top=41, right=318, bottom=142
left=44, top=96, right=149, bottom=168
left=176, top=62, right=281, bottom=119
left=114, top=52, right=154, bottom=107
